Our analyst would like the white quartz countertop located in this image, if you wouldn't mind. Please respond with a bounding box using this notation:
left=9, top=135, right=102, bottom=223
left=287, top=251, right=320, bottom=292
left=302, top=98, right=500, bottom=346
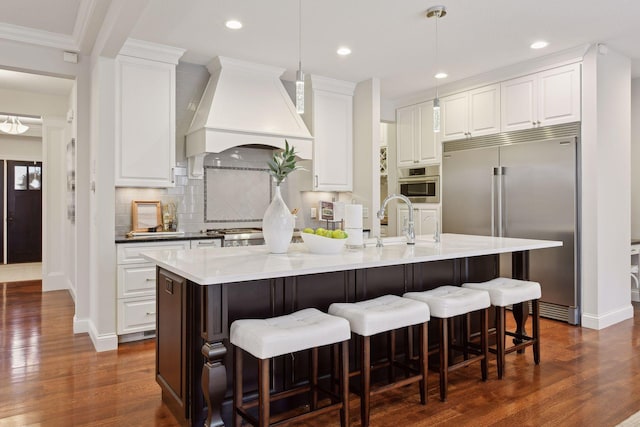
left=141, top=233, right=562, bottom=286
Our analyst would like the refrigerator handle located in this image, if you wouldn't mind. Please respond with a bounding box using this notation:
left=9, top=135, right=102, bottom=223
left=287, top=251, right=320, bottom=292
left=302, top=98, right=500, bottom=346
left=498, top=166, right=505, bottom=237
left=492, top=167, right=499, bottom=237
left=493, top=167, right=505, bottom=237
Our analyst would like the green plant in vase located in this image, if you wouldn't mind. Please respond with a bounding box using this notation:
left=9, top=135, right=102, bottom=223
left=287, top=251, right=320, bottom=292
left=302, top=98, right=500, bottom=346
left=267, top=140, right=302, bottom=186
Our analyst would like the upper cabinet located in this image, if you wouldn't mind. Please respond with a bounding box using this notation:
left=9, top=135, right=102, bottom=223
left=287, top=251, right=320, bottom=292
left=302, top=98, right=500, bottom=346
left=302, top=75, right=355, bottom=191
left=441, top=84, right=500, bottom=141
left=396, top=100, right=438, bottom=167
left=501, top=63, right=581, bottom=132
left=115, top=41, right=185, bottom=187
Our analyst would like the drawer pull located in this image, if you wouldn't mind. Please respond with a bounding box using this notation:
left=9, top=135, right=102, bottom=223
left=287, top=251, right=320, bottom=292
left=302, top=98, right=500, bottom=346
left=146, top=311, right=156, bottom=316
left=145, top=278, right=156, bottom=282
left=198, top=241, right=217, bottom=246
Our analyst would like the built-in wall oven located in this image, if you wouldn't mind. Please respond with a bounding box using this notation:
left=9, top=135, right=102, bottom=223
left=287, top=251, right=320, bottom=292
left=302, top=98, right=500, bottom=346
left=398, top=165, right=440, bottom=203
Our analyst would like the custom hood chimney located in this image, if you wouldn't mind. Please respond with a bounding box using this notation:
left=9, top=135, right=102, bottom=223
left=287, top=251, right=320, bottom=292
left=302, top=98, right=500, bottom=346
left=186, top=57, right=312, bottom=177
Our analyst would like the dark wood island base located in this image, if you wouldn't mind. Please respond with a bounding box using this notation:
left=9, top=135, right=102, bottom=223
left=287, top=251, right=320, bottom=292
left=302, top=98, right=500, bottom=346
left=155, top=252, right=536, bottom=426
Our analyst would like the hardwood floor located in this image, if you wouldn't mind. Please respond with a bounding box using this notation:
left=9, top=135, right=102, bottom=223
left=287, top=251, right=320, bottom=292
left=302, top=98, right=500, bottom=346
left=1, top=281, right=639, bottom=426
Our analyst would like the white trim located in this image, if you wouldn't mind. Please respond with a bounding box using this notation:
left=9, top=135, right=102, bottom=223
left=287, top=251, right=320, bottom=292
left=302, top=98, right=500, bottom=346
left=0, top=23, right=78, bottom=52
left=88, top=321, right=118, bottom=352
left=581, top=304, right=634, bottom=330
left=119, top=39, right=185, bottom=64
left=42, top=271, right=67, bottom=292
left=72, top=0, right=98, bottom=47
left=73, top=315, right=90, bottom=334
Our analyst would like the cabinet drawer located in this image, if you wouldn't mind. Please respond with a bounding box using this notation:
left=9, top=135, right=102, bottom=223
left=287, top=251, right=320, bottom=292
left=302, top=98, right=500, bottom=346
left=117, top=241, right=190, bottom=264
left=117, top=297, right=156, bottom=335
left=191, top=238, right=222, bottom=249
left=117, top=263, right=156, bottom=298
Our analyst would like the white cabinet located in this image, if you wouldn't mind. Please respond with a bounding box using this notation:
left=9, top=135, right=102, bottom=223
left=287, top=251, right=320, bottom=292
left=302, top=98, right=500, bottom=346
left=501, top=63, right=581, bottom=132
left=396, top=101, right=438, bottom=167
left=115, top=42, right=184, bottom=187
left=303, top=75, right=355, bottom=191
left=397, top=205, right=440, bottom=237
left=441, top=84, right=500, bottom=141
left=116, top=240, right=190, bottom=338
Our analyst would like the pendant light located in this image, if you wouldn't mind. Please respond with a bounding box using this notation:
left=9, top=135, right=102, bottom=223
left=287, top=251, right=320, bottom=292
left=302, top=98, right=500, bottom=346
left=0, top=115, right=29, bottom=135
left=295, top=0, right=305, bottom=114
left=427, top=5, right=447, bottom=133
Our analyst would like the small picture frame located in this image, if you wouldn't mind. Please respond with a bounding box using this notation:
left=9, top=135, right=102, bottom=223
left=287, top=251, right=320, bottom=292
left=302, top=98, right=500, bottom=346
left=132, top=200, right=162, bottom=232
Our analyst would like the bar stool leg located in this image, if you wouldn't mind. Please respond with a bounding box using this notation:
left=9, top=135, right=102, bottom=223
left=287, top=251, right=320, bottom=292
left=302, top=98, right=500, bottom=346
left=361, top=335, right=371, bottom=427
left=439, top=317, right=449, bottom=402
left=233, top=346, right=243, bottom=427
left=332, top=343, right=340, bottom=396
left=340, top=340, right=350, bottom=427
left=419, top=322, right=428, bottom=405
left=311, top=347, right=319, bottom=410
left=388, top=330, right=396, bottom=382
left=532, top=299, right=541, bottom=364
left=480, top=308, right=488, bottom=381
left=258, top=358, right=270, bottom=427
left=496, top=305, right=506, bottom=379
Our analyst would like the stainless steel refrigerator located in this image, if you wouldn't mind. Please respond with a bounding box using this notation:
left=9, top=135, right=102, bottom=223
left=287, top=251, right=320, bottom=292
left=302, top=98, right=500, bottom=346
left=442, top=123, right=580, bottom=324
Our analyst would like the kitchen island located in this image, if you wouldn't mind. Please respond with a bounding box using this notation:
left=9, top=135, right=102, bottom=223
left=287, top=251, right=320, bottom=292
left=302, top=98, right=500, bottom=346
left=142, top=233, right=561, bottom=426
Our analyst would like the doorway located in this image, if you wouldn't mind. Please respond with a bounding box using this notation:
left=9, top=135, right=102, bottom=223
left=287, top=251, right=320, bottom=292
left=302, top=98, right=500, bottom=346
left=6, top=160, right=42, bottom=263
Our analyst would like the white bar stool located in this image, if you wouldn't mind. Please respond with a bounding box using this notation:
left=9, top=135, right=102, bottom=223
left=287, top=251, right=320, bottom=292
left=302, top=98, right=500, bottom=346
left=230, top=308, right=351, bottom=427
left=462, top=277, right=541, bottom=379
left=404, top=286, right=490, bottom=402
left=328, top=294, right=430, bottom=427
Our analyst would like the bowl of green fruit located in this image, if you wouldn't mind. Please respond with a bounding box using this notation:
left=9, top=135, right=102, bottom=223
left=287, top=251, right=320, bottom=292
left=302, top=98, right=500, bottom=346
left=301, top=227, right=348, bottom=254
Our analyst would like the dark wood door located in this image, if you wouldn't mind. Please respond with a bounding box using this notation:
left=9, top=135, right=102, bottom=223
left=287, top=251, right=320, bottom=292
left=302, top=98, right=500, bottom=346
left=7, top=160, right=42, bottom=263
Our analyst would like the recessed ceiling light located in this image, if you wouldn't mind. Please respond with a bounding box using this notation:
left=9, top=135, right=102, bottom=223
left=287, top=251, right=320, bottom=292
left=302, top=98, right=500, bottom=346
left=530, top=41, right=548, bottom=50
left=434, top=72, right=448, bottom=79
left=337, top=47, right=351, bottom=56
left=225, top=20, right=243, bottom=30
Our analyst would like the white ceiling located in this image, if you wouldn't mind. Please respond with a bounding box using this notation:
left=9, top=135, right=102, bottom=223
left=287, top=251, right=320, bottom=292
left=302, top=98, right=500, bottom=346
left=1, top=0, right=640, bottom=101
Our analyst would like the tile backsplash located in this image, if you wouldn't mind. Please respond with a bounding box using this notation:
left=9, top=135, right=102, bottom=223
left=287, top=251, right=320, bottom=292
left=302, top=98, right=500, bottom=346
left=115, top=147, right=312, bottom=236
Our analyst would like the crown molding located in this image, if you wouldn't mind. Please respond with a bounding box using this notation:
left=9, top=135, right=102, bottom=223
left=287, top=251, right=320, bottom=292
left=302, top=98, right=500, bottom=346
left=119, top=38, right=186, bottom=64
left=0, top=22, right=78, bottom=51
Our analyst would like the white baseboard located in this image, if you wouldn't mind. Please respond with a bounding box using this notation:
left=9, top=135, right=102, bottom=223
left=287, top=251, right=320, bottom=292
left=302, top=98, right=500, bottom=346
left=42, top=271, right=67, bottom=292
left=581, top=304, right=634, bottom=330
left=87, top=321, right=118, bottom=352
left=67, top=279, right=77, bottom=303
left=73, top=315, right=90, bottom=334
left=631, top=288, right=640, bottom=303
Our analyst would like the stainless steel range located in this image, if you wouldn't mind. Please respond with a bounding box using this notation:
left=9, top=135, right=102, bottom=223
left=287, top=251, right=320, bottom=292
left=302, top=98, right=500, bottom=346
left=206, top=228, right=265, bottom=247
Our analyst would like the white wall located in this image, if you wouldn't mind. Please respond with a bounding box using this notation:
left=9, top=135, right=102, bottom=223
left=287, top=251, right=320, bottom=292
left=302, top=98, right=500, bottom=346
left=351, top=78, right=381, bottom=236
left=631, top=78, right=640, bottom=237
left=0, top=135, right=42, bottom=160
left=581, top=45, right=633, bottom=329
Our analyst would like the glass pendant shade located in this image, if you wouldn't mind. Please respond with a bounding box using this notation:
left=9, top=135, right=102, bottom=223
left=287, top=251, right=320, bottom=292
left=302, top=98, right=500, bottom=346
left=0, top=116, right=29, bottom=135
left=433, top=98, right=440, bottom=133
left=296, top=69, right=305, bottom=114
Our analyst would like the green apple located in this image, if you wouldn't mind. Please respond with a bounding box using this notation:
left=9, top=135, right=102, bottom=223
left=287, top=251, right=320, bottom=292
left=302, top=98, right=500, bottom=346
left=302, top=227, right=314, bottom=234
left=331, top=230, right=346, bottom=239
left=315, top=227, right=327, bottom=236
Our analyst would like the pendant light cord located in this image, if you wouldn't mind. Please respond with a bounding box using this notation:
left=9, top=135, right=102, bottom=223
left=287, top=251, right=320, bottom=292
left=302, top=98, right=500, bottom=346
left=434, top=9, right=439, bottom=100
left=298, top=0, right=302, bottom=71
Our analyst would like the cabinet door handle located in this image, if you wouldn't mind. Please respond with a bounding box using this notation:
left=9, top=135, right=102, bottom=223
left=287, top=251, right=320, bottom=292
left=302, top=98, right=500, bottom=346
left=171, top=167, right=175, bottom=184
left=314, top=174, right=318, bottom=188
left=145, top=278, right=156, bottom=282
left=537, top=120, right=541, bottom=125
left=198, top=241, right=218, bottom=246
left=146, top=311, right=156, bottom=316
left=532, top=121, right=537, bottom=126
left=165, top=278, right=174, bottom=295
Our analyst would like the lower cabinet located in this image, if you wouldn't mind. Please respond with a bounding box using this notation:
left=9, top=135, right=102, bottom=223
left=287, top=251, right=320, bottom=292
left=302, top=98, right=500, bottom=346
left=116, top=240, right=191, bottom=340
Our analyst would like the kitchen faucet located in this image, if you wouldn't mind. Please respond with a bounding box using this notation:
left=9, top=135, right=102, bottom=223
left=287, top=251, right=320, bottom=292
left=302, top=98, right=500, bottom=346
left=378, top=194, right=415, bottom=245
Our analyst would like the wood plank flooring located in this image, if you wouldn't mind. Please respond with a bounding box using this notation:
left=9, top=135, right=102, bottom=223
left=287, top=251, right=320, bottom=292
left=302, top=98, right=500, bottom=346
left=1, top=280, right=640, bottom=426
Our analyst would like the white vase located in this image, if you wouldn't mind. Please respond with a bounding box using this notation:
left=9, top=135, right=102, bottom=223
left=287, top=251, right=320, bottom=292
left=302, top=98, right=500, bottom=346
left=262, top=185, right=294, bottom=253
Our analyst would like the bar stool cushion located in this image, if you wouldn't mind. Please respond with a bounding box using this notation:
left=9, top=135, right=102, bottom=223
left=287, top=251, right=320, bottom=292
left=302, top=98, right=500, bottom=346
left=230, top=308, right=350, bottom=359
left=328, top=294, right=430, bottom=337
left=462, top=278, right=541, bottom=307
left=404, top=285, right=490, bottom=318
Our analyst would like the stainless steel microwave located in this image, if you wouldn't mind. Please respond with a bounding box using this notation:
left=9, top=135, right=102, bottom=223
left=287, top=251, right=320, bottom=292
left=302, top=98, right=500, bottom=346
left=398, top=166, right=440, bottom=203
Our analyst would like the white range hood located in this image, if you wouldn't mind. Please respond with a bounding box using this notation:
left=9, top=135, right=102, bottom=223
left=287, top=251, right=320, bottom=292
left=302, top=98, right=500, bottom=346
left=186, top=57, right=313, bottom=177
